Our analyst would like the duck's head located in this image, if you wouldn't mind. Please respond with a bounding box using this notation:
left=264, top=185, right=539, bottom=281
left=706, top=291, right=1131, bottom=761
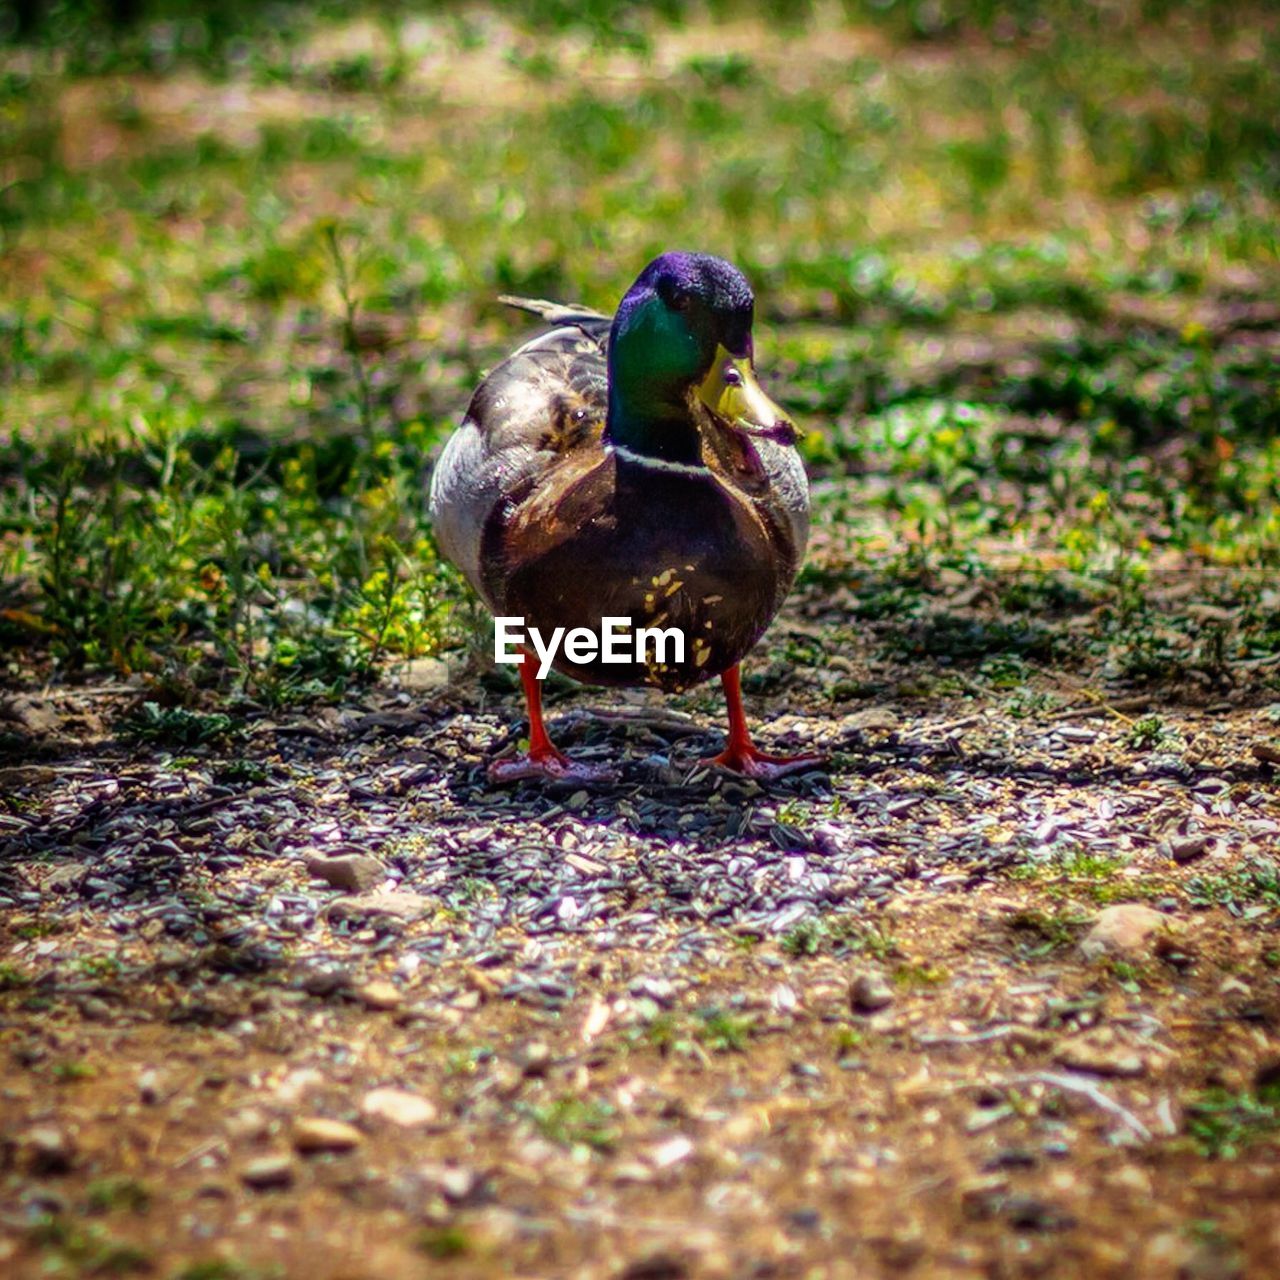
left=606, top=252, right=791, bottom=467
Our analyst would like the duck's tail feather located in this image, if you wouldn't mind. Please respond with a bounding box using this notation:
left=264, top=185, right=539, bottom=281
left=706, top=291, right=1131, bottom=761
left=498, top=296, right=612, bottom=328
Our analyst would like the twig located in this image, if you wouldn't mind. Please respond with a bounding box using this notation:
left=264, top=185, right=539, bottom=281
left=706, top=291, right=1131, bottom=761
left=1004, top=1070, right=1153, bottom=1142
left=170, top=1136, right=226, bottom=1170
left=1047, top=695, right=1151, bottom=725
left=921, top=1070, right=1153, bottom=1142
left=914, top=1025, right=1033, bottom=1046
left=920, top=712, right=985, bottom=737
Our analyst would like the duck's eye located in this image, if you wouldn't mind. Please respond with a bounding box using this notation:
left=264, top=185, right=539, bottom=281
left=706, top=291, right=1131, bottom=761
left=722, top=365, right=743, bottom=386
left=666, top=291, right=691, bottom=313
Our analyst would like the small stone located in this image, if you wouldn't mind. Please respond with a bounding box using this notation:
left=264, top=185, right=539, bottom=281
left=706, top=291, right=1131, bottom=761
left=325, top=889, right=432, bottom=925
left=1, top=695, right=59, bottom=736
left=137, top=1068, right=165, bottom=1104
left=361, top=1087, right=437, bottom=1128
left=419, top=1162, right=481, bottom=1203
left=647, top=1135, right=694, bottom=1169
left=43, top=864, right=86, bottom=894
left=849, top=971, right=893, bottom=1013
left=240, top=1154, right=295, bottom=1189
left=1080, top=904, right=1170, bottom=961
left=1251, top=741, right=1280, bottom=766
left=22, top=1126, right=75, bottom=1176
left=224, top=1108, right=272, bottom=1142
left=304, top=852, right=387, bottom=894
left=292, top=1117, right=363, bottom=1153
left=516, top=1041, right=553, bottom=1077
left=848, top=707, right=899, bottom=732
left=1163, top=835, right=1210, bottom=864
left=398, top=657, right=450, bottom=692
left=296, top=961, right=352, bottom=997
left=1055, top=1028, right=1146, bottom=1077
left=1056, top=726, right=1096, bottom=743
left=356, top=980, right=402, bottom=1011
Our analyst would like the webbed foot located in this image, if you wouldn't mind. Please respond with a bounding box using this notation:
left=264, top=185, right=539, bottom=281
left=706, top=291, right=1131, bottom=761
left=488, top=747, right=617, bottom=785
left=698, top=744, right=825, bottom=780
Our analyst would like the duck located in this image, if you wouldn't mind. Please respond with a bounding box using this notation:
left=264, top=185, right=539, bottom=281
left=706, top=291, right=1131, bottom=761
left=429, top=251, right=819, bottom=782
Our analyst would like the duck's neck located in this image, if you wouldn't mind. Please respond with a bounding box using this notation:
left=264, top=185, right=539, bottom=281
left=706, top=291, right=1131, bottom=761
left=605, top=394, right=704, bottom=468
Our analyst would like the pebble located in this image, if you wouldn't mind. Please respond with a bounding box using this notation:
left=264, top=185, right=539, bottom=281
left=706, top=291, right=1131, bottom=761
left=397, top=657, right=450, bottom=692
left=21, top=1125, right=75, bottom=1175
left=326, top=889, right=432, bottom=925
left=361, top=1087, right=437, bottom=1128
left=296, top=961, right=352, bottom=997
left=849, top=971, right=894, bottom=1013
left=1080, top=905, right=1170, bottom=961
left=292, top=1117, right=363, bottom=1153
left=356, top=980, right=403, bottom=1010
left=240, top=1154, right=295, bottom=1189
left=419, top=1163, right=481, bottom=1203
left=304, top=852, right=387, bottom=893
left=224, top=1108, right=272, bottom=1142
left=42, top=864, right=86, bottom=894
left=137, top=1068, right=165, bottom=1104
left=847, top=707, right=899, bottom=732
left=1163, top=835, right=1210, bottom=864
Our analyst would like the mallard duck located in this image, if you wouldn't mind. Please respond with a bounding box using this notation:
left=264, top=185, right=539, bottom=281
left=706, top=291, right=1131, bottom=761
left=429, top=251, right=819, bottom=781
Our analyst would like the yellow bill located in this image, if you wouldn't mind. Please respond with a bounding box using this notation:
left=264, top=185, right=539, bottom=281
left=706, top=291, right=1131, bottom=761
left=695, top=344, right=800, bottom=443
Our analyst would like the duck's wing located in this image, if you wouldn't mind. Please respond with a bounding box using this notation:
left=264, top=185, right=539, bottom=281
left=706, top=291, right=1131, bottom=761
left=428, top=304, right=612, bottom=603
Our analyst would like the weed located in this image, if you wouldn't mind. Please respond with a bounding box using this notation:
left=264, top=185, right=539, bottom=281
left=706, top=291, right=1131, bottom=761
left=86, top=1177, right=152, bottom=1214
left=1187, top=858, right=1280, bottom=911
left=174, top=1262, right=284, bottom=1280
left=1185, top=1084, right=1280, bottom=1159
left=892, top=962, right=949, bottom=988
left=781, top=919, right=826, bottom=957
left=843, top=922, right=902, bottom=960
left=214, top=759, right=269, bottom=785
left=28, top=1216, right=151, bottom=1275
left=417, top=1227, right=472, bottom=1260
left=1008, top=908, right=1090, bottom=955
left=696, top=1007, right=755, bottom=1053
left=12, top=918, right=63, bottom=939
left=1126, top=715, right=1171, bottom=751
left=0, top=963, right=33, bottom=990
left=121, top=702, right=236, bottom=749
left=52, top=1060, right=96, bottom=1081
left=832, top=1026, right=864, bottom=1054
left=527, top=1096, right=618, bottom=1152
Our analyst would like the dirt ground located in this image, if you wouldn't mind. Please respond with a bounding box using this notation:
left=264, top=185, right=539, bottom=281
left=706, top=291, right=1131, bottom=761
left=3, top=587, right=1279, bottom=1280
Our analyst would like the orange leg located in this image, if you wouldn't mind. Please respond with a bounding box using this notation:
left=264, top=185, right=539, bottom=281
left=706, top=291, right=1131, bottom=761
left=488, top=649, right=615, bottom=784
left=700, top=664, right=824, bottom=779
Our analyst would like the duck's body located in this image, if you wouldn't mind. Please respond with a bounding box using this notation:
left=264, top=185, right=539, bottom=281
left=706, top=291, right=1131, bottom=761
left=429, top=252, right=818, bottom=780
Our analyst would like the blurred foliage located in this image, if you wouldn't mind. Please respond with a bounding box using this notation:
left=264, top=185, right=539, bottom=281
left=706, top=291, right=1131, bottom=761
left=0, top=0, right=1277, bottom=703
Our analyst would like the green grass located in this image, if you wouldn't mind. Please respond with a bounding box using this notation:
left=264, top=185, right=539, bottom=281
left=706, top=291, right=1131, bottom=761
left=1008, top=908, right=1091, bottom=955
left=85, top=1178, right=152, bottom=1215
left=1187, top=857, right=1280, bottom=911
left=416, top=1226, right=472, bottom=1261
left=1185, top=1084, right=1280, bottom=1159
left=526, top=1096, right=619, bottom=1152
left=1004, top=845, right=1171, bottom=904
left=0, top=962, right=33, bottom=990
left=1, top=2, right=1278, bottom=706
left=28, top=1215, right=151, bottom=1275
